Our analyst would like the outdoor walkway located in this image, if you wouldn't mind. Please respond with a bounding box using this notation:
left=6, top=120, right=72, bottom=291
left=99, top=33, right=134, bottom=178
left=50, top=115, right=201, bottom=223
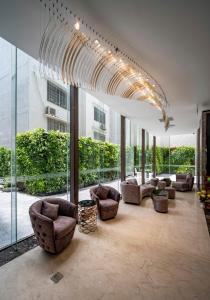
left=0, top=190, right=209, bottom=299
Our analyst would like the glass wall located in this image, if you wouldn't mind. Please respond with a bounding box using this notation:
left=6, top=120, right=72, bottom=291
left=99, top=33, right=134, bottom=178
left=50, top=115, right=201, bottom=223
left=79, top=90, right=121, bottom=200
left=133, top=124, right=142, bottom=184
left=125, top=118, right=135, bottom=177
left=145, top=131, right=153, bottom=181
left=156, top=134, right=195, bottom=180
left=0, top=37, right=14, bottom=248
left=0, top=37, right=71, bottom=249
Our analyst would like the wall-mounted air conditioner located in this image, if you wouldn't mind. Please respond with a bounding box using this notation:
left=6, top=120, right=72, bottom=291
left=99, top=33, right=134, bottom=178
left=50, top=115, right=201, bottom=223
left=46, top=106, right=56, bottom=116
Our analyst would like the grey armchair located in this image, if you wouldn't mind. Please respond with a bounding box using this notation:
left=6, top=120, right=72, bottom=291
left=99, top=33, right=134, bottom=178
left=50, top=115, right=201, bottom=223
left=90, top=185, right=120, bottom=220
left=172, top=174, right=194, bottom=192
left=29, top=198, right=77, bottom=254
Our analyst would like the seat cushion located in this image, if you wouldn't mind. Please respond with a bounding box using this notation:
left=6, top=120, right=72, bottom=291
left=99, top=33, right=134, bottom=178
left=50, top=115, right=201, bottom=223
left=42, top=201, right=59, bottom=220
left=96, top=184, right=109, bottom=200
left=142, top=184, right=155, bottom=197
left=99, top=199, right=118, bottom=209
left=54, top=216, right=76, bottom=240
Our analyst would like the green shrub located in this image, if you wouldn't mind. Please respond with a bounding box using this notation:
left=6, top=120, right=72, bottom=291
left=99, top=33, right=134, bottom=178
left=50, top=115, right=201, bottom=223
left=0, top=147, right=11, bottom=178
left=16, top=128, right=69, bottom=195
left=0, top=128, right=195, bottom=195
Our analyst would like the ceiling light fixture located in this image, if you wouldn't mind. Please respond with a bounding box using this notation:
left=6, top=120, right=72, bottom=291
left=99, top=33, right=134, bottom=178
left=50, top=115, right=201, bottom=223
left=39, top=0, right=169, bottom=130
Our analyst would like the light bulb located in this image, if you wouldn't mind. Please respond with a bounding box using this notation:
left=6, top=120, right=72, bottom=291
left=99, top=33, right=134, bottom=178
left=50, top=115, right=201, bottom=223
left=74, top=21, right=80, bottom=30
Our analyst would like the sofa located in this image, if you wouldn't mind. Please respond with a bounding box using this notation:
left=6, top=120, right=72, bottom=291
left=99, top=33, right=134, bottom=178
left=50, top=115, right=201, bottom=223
left=172, top=173, right=194, bottom=192
left=121, top=178, right=155, bottom=204
left=29, top=198, right=77, bottom=254
left=121, top=180, right=141, bottom=205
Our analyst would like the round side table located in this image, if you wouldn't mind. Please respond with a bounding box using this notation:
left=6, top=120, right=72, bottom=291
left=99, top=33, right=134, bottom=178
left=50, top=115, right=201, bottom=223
left=78, top=200, right=97, bottom=234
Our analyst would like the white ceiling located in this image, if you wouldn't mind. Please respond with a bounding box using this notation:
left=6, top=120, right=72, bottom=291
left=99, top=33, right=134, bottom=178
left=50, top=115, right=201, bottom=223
left=0, top=0, right=210, bottom=136
left=69, top=0, right=210, bottom=135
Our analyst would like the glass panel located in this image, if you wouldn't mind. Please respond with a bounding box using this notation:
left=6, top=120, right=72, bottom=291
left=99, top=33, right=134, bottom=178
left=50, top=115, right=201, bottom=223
left=156, top=135, right=195, bottom=181
left=0, top=37, right=14, bottom=248
left=16, top=48, right=70, bottom=241
left=126, top=119, right=134, bottom=177
left=134, top=124, right=142, bottom=184
left=79, top=90, right=121, bottom=200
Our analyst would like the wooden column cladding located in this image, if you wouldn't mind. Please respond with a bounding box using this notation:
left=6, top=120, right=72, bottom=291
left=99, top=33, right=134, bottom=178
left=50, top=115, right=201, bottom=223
left=196, top=128, right=200, bottom=189
left=152, top=136, right=156, bottom=178
left=141, top=129, right=146, bottom=184
left=120, top=115, right=126, bottom=182
left=70, top=85, right=79, bottom=205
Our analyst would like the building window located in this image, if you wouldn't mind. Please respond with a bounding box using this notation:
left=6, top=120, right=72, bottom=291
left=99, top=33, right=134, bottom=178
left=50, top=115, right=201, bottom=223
left=94, top=131, right=106, bottom=142
left=47, top=81, right=67, bottom=109
left=47, top=118, right=67, bottom=132
left=94, top=107, right=105, bottom=125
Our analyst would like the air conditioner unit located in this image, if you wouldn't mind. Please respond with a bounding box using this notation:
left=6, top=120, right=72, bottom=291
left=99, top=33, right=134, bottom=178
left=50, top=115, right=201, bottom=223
left=100, top=123, right=106, bottom=131
left=46, top=106, right=56, bottom=116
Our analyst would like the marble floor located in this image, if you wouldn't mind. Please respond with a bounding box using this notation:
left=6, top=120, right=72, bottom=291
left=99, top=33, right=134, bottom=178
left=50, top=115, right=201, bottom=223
left=0, top=191, right=210, bottom=300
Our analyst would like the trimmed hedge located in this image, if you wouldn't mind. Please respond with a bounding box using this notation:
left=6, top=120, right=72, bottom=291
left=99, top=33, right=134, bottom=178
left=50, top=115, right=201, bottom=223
left=0, top=128, right=195, bottom=195
left=0, top=147, right=11, bottom=178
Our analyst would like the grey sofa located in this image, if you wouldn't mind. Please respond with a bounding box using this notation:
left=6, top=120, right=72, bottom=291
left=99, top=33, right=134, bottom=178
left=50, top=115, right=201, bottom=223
left=29, top=198, right=77, bottom=254
left=172, top=174, right=194, bottom=192
left=121, top=178, right=155, bottom=204
left=121, top=180, right=141, bottom=205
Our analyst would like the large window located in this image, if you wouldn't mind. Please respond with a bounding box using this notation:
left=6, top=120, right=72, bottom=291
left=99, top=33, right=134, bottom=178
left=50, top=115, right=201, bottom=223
left=156, top=135, right=195, bottom=180
left=0, top=37, right=70, bottom=249
left=47, top=81, right=67, bottom=109
left=79, top=90, right=121, bottom=200
left=126, top=119, right=135, bottom=177
left=94, top=106, right=106, bottom=125
left=47, top=118, right=67, bottom=132
left=94, top=131, right=105, bottom=141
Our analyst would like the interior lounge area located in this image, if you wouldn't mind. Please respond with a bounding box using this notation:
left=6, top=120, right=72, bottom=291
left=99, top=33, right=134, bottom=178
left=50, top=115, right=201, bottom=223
left=0, top=0, right=210, bottom=299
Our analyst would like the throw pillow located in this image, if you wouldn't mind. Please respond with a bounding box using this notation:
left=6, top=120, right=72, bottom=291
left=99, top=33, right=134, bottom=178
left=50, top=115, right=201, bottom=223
left=42, top=201, right=59, bottom=220
left=96, top=184, right=109, bottom=200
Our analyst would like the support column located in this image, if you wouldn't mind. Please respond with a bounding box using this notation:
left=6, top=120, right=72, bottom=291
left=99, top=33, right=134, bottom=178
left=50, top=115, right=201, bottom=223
left=141, top=129, right=145, bottom=184
left=196, top=128, right=200, bottom=189
left=120, top=115, right=126, bottom=181
left=70, top=85, right=79, bottom=205
left=152, top=136, right=156, bottom=178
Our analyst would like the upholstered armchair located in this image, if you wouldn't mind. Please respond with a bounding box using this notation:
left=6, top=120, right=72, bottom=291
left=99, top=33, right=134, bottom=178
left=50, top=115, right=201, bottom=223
left=120, top=180, right=141, bottom=205
left=29, top=198, right=77, bottom=254
left=89, top=185, right=120, bottom=220
left=172, top=174, right=194, bottom=192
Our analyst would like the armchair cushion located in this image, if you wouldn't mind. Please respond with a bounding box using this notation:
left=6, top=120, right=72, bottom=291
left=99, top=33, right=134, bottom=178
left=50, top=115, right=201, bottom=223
left=96, top=184, right=109, bottom=200
left=54, top=216, right=76, bottom=239
left=99, top=199, right=118, bottom=209
left=42, top=201, right=59, bottom=220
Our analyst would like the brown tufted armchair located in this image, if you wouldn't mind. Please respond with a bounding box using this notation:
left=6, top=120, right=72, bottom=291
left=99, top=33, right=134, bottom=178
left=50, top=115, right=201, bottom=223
left=89, top=185, right=120, bottom=220
left=120, top=180, right=141, bottom=205
left=29, top=198, right=77, bottom=254
left=172, top=174, right=194, bottom=192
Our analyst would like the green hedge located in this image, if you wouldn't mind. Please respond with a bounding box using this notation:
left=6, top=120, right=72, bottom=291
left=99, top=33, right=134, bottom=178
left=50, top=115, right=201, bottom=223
left=0, top=128, right=195, bottom=195
left=79, top=137, right=120, bottom=187
left=16, top=128, right=69, bottom=195
left=0, top=147, right=11, bottom=177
